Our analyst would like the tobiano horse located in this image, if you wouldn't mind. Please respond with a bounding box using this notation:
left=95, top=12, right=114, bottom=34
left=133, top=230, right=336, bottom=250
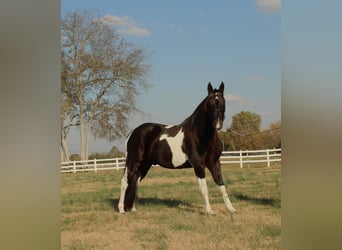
left=118, top=82, right=236, bottom=216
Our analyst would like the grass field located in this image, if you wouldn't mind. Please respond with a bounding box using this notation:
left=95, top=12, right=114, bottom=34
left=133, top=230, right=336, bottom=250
left=61, top=164, right=281, bottom=249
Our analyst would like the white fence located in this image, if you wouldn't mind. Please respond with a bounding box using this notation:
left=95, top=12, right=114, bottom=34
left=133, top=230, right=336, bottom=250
left=220, top=148, right=281, bottom=168
left=61, top=157, right=126, bottom=173
left=61, top=148, right=281, bottom=173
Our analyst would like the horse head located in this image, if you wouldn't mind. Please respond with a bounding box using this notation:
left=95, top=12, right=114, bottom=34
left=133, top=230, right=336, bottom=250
left=207, top=82, right=225, bottom=130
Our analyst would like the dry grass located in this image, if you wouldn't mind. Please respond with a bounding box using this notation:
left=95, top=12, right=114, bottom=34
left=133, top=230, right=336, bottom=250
left=61, top=164, right=281, bottom=249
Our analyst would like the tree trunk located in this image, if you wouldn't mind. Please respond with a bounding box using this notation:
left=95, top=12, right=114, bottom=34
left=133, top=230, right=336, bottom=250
left=61, top=137, right=70, bottom=162
left=80, top=118, right=93, bottom=161
left=78, top=88, right=88, bottom=160
left=80, top=122, right=87, bottom=160
left=79, top=113, right=88, bottom=160
left=85, top=127, right=91, bottom=161
left=83, top=114, right=95, bottom=161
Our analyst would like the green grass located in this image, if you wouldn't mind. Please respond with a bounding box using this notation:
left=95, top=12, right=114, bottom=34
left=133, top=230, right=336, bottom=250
left=61, top=164, right=281, bottom=249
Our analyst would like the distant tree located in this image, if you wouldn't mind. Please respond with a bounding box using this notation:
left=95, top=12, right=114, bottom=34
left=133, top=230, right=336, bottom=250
left=257, top=121, right=281, bottom=149
left=108, top=145, right=125, bottom=158
left=69, top=154, right=81, bottom=161
left=221, top=111, right=261, bottom=150
left=88, top=153, right=106, bottom=160
left=218, top=130, right=232, bottom=150
left=61, top=11, right=150, bottom=160
left=218, top=130, right=233, bottom=151
left=88, top=145, right=125, bottom=160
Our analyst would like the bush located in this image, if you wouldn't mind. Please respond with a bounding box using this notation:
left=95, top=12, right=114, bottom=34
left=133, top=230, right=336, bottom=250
left=69, top=154, right=81, bottom=161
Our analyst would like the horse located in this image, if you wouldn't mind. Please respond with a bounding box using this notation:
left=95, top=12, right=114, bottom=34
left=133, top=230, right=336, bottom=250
left=118, top=82, right=236, bottom=216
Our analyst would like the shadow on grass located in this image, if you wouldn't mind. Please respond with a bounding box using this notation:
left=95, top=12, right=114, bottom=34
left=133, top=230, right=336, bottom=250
left=139, top=197, right=187, bottom=207
left=233, top=193, right=281, bottom=208
left=107, top=197, right=200, bottom=213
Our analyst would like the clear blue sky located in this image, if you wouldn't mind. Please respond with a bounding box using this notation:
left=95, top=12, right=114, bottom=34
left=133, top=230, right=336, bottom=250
left=62, top=0, right=281, bottom=153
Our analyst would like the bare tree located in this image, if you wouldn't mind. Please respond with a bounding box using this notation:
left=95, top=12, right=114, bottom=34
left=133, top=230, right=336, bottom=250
left=61, top=11, right=150, bottom=160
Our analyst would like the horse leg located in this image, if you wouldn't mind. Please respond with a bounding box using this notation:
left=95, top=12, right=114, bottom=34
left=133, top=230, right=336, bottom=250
left=119, top=160, right=152, bottom=213
left=126, top=161, right=153, bottom=212
left=139, top=160, right=153, bottom=182
left=131, top=160, right=153, bottom=212
left=208, top=162, right=236, bottom=215
left=118, top=160, right=140, bottom=213
left=124, top=162, right=140, bottom=212
left=191, top=159, right=215, bottom=215
left=118, top=167, right=128, bottom=213
left=197, top=177, right=215, bottom=215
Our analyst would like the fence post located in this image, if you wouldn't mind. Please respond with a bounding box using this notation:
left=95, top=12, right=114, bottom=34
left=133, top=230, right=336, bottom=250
left=94, top=158, right=97, bottom=172
left=246, top=149, right=250, bottom=168
left=116, top=158, right=119, bottom=171
left=266, top=149, right=270, bottom=168
left=73, top=160, right=76, bottom=173
left=239, top=150, right=243, bottom=168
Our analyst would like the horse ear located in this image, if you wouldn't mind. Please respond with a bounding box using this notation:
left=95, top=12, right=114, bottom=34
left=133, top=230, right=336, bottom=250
left=219, top=81, right=224, bottom=94
left=207, top=82, right=213, bottom=94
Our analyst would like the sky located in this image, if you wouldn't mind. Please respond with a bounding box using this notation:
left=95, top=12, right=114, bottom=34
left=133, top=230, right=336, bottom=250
left=61, top=0, right=281, bottom=153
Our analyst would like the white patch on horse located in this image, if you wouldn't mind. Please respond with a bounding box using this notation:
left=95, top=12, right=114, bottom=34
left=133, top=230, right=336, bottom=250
left=124, top=131, right=132, bottom=157
left=160, top=128, right=188, bottom=167
left=198, top=178, right=214, bottom=214
left=219, top=185, right=236, bottom=214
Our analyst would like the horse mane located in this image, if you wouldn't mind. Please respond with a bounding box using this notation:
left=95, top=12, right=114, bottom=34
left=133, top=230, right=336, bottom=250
left=182, top=95, right=210, bottom=130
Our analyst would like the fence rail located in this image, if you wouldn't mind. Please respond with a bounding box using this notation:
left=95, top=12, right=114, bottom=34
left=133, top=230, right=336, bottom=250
left=61, top=157, right=126, bottom=173
left=61, top=148, right=281, bottom=173
left=220, top=148, right=281, bottom=168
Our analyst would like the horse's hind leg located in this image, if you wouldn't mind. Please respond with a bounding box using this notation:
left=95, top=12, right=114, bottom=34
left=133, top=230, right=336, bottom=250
left=138, top=160, right=153, bottom=182
left=119, top=161, right=152, bottom=211
left=118, top=160, right=140, bottom=213
left=132, top=160, right=153, bottom=209
left=129, top=161, right=152, bottom=212
left=118, top=160, right=152, bottom=213
left=118, top=167, right=128, bottom=213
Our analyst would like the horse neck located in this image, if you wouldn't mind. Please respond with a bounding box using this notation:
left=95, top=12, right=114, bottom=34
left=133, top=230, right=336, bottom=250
left=184, top=98, right=215, bottom=137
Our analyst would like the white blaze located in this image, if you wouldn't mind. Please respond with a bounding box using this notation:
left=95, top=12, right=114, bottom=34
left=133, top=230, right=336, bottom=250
left=160, top=128, right=188, bottom=167
left=216, top=118, right=222, bottom=130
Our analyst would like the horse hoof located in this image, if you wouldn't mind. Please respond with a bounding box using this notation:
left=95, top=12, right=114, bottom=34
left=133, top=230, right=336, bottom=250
left=229, top=207, right=237, bottom=214
left=118, top=208, right=125, bottom=214
left=206, top=210, right=215, bottom=215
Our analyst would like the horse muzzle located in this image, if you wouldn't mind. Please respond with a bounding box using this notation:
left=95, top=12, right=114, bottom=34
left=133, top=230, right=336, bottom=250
left=214, top=119, right=223, bottom=130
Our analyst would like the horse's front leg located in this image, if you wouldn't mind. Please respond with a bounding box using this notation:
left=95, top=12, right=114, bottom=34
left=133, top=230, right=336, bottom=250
left=189, top=156, right=215, bottom=215
left=208, top=161, right=237, bottom=215
left=197, top=177, right=215, bottom=215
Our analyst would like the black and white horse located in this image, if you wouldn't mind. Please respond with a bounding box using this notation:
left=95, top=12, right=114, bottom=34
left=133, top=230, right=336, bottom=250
left=118, top=82, right=236, bottom=215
